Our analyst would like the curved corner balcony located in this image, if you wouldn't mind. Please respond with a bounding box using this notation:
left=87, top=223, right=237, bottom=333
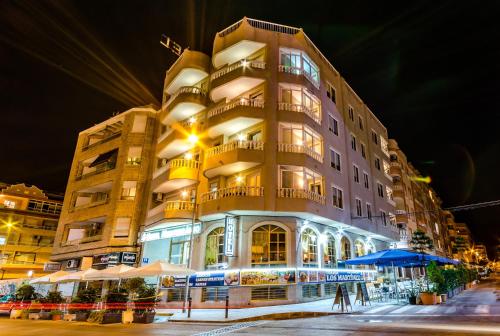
left=278, top=65, right=320, bottom=90
left=277, top=102, right=321, bottom=125
left=164, top=50, right=210, bottom=96
left=277, top=188, right=325, bottom=204
left=207, top=98, right=265, bottom=138
left=160, top=86, right=207, bottom=124
left=204, top=140, right=265, bottom=178
left=277, top=143, right=323, bottom=163
left=199, top=186, right=265, bottom=219
left=145, top=200, right=195, bottom=227
left=152, top=159, right=200, bottom=193
left=210, top=60, right=266, bottom=102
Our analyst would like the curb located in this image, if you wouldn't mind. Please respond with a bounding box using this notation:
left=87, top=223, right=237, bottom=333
left=168, top=311, right=348, bottom=323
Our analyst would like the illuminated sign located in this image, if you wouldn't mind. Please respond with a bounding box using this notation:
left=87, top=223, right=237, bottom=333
left=160, top=35, right=183, bottom=56
left=223, top=216, right=237, bottom=257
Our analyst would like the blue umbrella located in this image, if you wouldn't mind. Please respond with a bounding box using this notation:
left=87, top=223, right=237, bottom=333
left=345, top=249, right=426, bottom=267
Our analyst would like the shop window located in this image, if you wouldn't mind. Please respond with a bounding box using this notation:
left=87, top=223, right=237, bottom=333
left=323, top=234, right=336, bottom=268
left=166, top=288, right=186, bottom=302
left=205, top=227, right=227, bottom=268
left=251, top=224, right=286, bottom=267
left=354, top=240, right=366, bottom=257
left=324, top=283, right=337, bottom=296
left=301, top=228, right=318, bottom=267
left=251, top=286, right=287, bottom=300
left=169, top=237, right=190, bottom=265
left=202, top=287, right=228, bottom=302
left=302, top=284, right=321, bottom=298
left=340, top=236, right=352, bottom=260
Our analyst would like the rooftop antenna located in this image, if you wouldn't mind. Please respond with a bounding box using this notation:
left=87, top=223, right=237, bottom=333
left=160, top=34, right=183, bottom=56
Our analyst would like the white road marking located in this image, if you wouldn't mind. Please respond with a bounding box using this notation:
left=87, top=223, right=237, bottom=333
left=389, top=305, right=414, bottom=314
left=474, top=305, right=490, bottom=314
left=192, top=321, right=267, bottom=336
left=364, top=305, right=393, bottom=314
left=444, top=306, right=456, bottom=314
left=415, top=305, right=439, bottom=314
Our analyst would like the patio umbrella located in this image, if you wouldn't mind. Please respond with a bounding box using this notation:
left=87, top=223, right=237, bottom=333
left=345, top=249, right=426, bottom=267
left=30, top=271, right=70, bottom=284
left=56, top=269, right=99, bottom=283
left=122, top=260, right=195, bottom=278
left=84, top=264, right=136, bottom=280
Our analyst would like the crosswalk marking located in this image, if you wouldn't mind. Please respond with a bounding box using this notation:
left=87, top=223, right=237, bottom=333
left=365, top=305, right=393, bottom=314
left=474, top=305, right=490, bottom=314
left=390, top=305, right=414, bottom=314
left=444, top=306, right=456, bottom=314
left=416, top=305, right=439, bottom=314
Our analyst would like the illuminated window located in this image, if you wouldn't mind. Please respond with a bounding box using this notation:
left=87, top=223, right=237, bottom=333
left=279, top=85, right=321, bottom=122
left=301, top=228, right=318, bottom=268
left=279, top=122, right=323, bottom=158
left=323, top=234, right=337, bottom=268
left=121, top=181, right=137, bottom=200
left=354, top=240, right=366, bottom=257
left=126, top=146, right=142, bottom=165
left=3, top=200, right=16, bottom=209
left=340, top=236, right=352, bottom=260
left=279, top=48, right=319, bottom=86
left=279, top=165, right=324, bottom=195
left=205, top=227, right=226, bottom=268
left=251, top=224, right=286, bottom=266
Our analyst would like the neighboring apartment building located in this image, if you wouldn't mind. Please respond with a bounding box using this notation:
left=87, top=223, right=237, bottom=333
left=50, top=106, right=157, bottom=270
left=474, top=244, right=488, bottom=262
left=0, top=183, right=62, bottom=279
left=140, top=17, right=398, bottom=307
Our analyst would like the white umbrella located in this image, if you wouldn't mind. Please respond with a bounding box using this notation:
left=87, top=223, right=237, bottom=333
left=30, top=271, right=70, bottom=284
left=122, top=260, right=195, bottom=278
left=56, top=269, right=99, bottom=283
left=84, top=264, right=135, bottom=280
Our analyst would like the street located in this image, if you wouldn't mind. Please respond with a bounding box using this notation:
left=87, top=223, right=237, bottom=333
left=0, top=279, right=498, bottom=335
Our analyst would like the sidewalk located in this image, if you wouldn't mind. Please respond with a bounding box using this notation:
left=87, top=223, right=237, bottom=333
left=157, top=296, right=396, bottom=322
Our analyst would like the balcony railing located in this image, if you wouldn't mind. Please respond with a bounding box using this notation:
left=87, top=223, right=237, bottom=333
left=201, top=186, right=264, bottom=202
left=76, top=162, right=115, bottom=181
left=165, top=86, right=206, bottom=106
left=206, top=140, right=264, bottom=158
left=208, top=98, right=264, bottom=118
left=211, top=60, right=266, bottom=80
left=62, top=235, right=102, bottom=246
left=277, top=188, right=325, bottom=204
left=278, top=65, right=320, bottom=88
left=165, top=200, right=195, bottom=212
left=82, top=132, right=121, bottom=151
left=70, top=198, right=109, bottom=212
left=277, top=102, right=321, bottom=125
left=277, top=143, right=323, bottom=163
left=153, top=159, right=200, bottom=179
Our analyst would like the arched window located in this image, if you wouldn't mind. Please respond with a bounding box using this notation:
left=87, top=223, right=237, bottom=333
left=301, top=228, right=318, bottom=267
left=323, top=234, right=336, bottom=268
left=340, top=236, right=352, bottom=260
left=366, top=241, right=376, bottom=255
left=354, top=240, right=366, bottom=257
left=251, top=224, right=286, bottom=266
left=205, top=227, right=226, bottom=268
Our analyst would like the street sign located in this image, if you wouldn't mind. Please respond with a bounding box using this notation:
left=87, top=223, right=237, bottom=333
left=142, top=257, right=149, bottom=264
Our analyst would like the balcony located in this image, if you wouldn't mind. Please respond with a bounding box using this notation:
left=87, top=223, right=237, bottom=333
left=210, top=60, right=266, bottom=102
left=164, top=200, right=194, bottom=220
left=62, top=235, right=102, bottom=246
left=207, top=98, right=265, bottom=138
left=152, top=159, right=200, bottom=193
left=75, top=162, right=115, bottom=181
left=277, top=188, right=325, bottom=204
left=160, top=86, right=207, bottom=124
left=199, top=186, right=265, bottom=219
left=278, top=65, right=320, bottom=89
left=277, top=102, right=321, bottom=125
left=163, top=49, right=210, bottom=97
left=213, top=40, right=266, bottom=68
left=82, top=132, right=121, bottom=151
left=156, top=129, right=195, bottom=159
left=204, top=140, right=265, bottom=178
left=69, top=198, right=109, bottom=212
left=277, top=143, right=323, bottom=163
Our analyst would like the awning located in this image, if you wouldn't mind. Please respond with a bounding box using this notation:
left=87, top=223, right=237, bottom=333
left=88, top=149, right=118, bottom=167
left=345, top=249, right=460, bottom=267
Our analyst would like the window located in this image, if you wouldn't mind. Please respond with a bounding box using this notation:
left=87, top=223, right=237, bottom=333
left=3, top=200, right=16, bottom=209
left=301, top=228, right=318, bottom=267
left=332, top=186, right=343, bottom=209
left=361, top=143, right=366, bottom=159
left=363, top=172, right=369, bottom=189
left=377, top=183, right=384, bottom=198
left=389, top=212, right=396, bottom=226
left=14, top=251, right=36, bottom=264
left=121, top=181, right=137, bottom=200
left=279, top=165, right=324, bottom=195
left=383, top=160, right=391, bottom=176
left=348, top=105, right=354, bottom=121
left=330, top=149, right=341, bottom=171
left=127, top=146, right=142, bottom=165
left=251, top=286, right=287, bottom=300
left=326, top=83, right=336, bottom=104
left=202, top=287, right=228, bottom=302
left=323, top=234, right=336, bottom=268
left=386, top=186, right=394, bottom=202
left=302, top=284, right=321, bottom=298
left=279, top=85, right=321, bottom=122
left=353, top=165, right=360, bottom=183
left=279, top=48, right=319, bottom=86
left=380, top=210, right=387, bottom=226
left=358, top=116, right=364, bottom=130
left=340, top=236, right=351, bottom=260
left=251, top=224, right=287, bottom=266
left=114, top=217, right=131, bottom=237
left=355, top=198, right=362, bottom=217
left=132, top=115, right=147, bottom=133
left=169, top=237, right=190, bottom=265
left=166, top=288, right=186, bottom=302
left=354, top=240, right=366, bottom=257
left=324, top=283, right=337, bottom=296
left=350, top=134, right=357, bottom=151
left=328, top=114, right=339, bottom=135
left=375, top=157, right=381, bottom=170
left=380, top=137, right=389, bottom=156
left=205, top=227, right=226, bottom=268
left=366, top=203, right=372, bottom=220
left=279, top=122, right=323, bottom=158
left=371, top=130, right=378, bottom=144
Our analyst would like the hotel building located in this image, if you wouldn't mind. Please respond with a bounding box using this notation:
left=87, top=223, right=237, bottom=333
left=0, top=183, right=62, bottom=279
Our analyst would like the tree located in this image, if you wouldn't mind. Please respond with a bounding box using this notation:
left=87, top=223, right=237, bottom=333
left=409, top=229, right=433, bottom=253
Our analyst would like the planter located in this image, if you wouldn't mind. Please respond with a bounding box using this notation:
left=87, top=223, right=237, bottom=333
left=419, top=292, right=437, bottom=305
left=52, top=314, right=63, bottom=321
left=75, top=312, right=89, bottom=321
left=10, top=309, right=23, bottom=319
left=408, top=296, right=417, bottom=305
left=101, top=312, right=122, bottom=324
left=28, top=313, right=40, bottom=320
left=122, top=310, right=134, bottom=324
left=64, top=314, right=76, bottom=321
left=39, top=311, right=51, bottom=320
left=440, top=294, right=447, bottom=303
left=436, top=295, right=442, bottom=304
left=133, top=312, right=156, bottom=324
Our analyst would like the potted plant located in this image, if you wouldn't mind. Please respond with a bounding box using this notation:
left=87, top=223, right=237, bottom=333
left=68, top=288, right=97, bottom=321
left=91, top=286, right=127, bottom=324
left=419, top=290, right=437, bottom=305
left=123, top=277, right=157, bottom=324
left=11, top=284, right=40, bottom=319
left=44, top=291, right=65, bottom=316
left=50, top=310, right=64, bottom=321
left=407, top=287, right=418, bottom=305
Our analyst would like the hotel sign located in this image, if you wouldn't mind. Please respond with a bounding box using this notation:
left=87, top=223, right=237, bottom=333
left=223, top=216, right=237, bottom=257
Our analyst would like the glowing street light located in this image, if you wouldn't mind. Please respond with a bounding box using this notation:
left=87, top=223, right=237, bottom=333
left=187, top=134, right=198, bottom=146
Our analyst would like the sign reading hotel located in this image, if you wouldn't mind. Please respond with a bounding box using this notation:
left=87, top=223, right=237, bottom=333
left=223, top=216, right=237, bottom=256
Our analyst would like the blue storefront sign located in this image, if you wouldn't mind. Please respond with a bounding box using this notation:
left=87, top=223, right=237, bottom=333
left=162, top=270, right=240, bottom=288
left=325, top=271, right=364, bottom=283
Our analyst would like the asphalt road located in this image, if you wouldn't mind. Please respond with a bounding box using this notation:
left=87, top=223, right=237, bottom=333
left=0, top=279, right=498, bottom=336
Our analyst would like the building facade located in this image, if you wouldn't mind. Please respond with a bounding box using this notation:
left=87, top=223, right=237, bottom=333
left=0, top=183, right=62, bottom=279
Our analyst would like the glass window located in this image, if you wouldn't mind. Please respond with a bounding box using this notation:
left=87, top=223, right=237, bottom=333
left=301, top=228, right=318, bottom=267
left=377, top=183, right=384, bottom=198
left=279, top=165, right=323, bottom=195
left=366, top=203, right=372, bottom=219
left=169, top=237, right=190, bottom=265
left=205, top=227, right=226, bottom=268
left=375, top=157, right=381, bottom=170
left=355, top=198, right=362, bottom=216
left=279, top=85, right=321, bottom=121
left=251, top=225, right=286, bottom=267
left=340, top=236, right=351, bottom=260
left=332, top=186, right=343, bottom=209
left=279, top=123, right=323, bottom=156
left=351, top=134, right=357, bottom=151
left=323, top=234, right=336, bottom=268
left=353, top=165, right=360, bottom=183
left=328, top=114, right=339, bottom=135
left=330, top=149, right=341, bottom=171
left=354, top=240, right=366, bottom=257
left=363, top=172, right=369, bottom=189
left=114, top=217, right=130, bottom=237
left=348, top=106, right=354, bottom=121
left=121, top=181, right=137, bottom=200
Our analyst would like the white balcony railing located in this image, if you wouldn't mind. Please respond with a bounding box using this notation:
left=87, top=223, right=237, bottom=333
left=153, top=159, right=200, bottom=179
left=201, top=186, right=264, bottom=203
left=206, top=140, right=264, bottom=158
left=278, top=65, right=320, bottom=89
left=277, top=188, right=325, bottom=204
left=165, top=86, right=205, bottom=107
left=211, top=60, right=266, bottom=80
left=277, top=102, right=321, bottom=125
left=208, top=98, right=264, bottom=118
left=165, top=200, right=194, bottom=212
left=277, top=143, right=323, bottom=163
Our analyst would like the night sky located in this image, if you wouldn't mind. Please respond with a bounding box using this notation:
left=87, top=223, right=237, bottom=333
left=1, top=0, right=499, bottom=257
